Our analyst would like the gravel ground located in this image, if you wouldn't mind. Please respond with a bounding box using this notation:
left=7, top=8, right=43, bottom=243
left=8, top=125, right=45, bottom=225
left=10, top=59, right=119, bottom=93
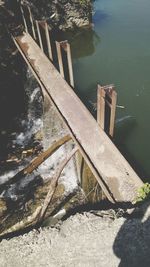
left=1, top=203, right=150, bottom=267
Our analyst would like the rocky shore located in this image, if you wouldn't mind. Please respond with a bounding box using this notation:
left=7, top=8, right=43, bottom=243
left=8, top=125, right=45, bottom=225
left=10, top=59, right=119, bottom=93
left=24, top=0, right=93, bottom=30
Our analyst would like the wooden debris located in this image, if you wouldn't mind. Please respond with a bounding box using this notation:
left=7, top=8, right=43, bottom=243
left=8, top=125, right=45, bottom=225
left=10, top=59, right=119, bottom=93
left=116, top=105, right=125, bottom=109
left=23, top=134, right=71, bottom=174
left=39, top=146, right=79, bottom=221
left=0, top=134, right=71, bottom=193
left=6, top=157, right=21, bottom=163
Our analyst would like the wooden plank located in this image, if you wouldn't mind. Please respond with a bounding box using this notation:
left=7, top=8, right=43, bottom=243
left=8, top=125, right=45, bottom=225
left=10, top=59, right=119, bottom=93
left=56, top=41, right=65, bottom=78
left=27, top=6, right=36, bottom=40
left=20, top=5, right=28, bottom=33
left=45, top=21, right=53, bottom=61
left=66, top=42, right=74, bottom=87
left=97, top=85, right=105, bottom=130
left=109, top=90, right=117, bottom=137
left=59, top=41, right=74, bottom=87
left=14, top=33, right=143, bottom=203
left=35, top=20, right=44, bottom=52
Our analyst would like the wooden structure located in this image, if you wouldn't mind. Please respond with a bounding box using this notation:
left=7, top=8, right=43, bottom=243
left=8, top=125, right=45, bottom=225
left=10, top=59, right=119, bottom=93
left=97, top=84, right=117, bottom=137
left=12, top=4, right=144, bottom=204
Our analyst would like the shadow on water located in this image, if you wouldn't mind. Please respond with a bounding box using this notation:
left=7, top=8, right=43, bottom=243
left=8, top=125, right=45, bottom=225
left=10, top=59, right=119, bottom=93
left=66, top=6, right=108, bottom=59
left=113, top=201, right=150, bottom=267
left=92, top=8, right=109, bottom=25
left=114, top=116, right=150, bottom=180
left=67, top=27, right=100, bottom=59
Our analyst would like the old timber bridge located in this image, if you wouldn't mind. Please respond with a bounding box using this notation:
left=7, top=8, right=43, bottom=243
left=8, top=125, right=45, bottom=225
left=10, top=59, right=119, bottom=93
left=13, top=4, right=143, bottom=204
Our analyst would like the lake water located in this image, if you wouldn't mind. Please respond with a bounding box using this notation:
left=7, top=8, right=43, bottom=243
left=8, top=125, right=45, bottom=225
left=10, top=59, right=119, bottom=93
left=70, top=0, right=150, bottom=179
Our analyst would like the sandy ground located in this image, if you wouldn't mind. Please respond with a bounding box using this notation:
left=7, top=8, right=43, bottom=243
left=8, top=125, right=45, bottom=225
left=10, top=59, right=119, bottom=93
left=1, top=202, right=150, bottom=267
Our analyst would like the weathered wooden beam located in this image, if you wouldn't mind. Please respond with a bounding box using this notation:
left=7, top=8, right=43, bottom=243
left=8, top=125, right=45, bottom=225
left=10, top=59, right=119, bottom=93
left=59, top=41, right=74, bottom=87
left=45, top=21, right=53, bottom=61
left=24, top=134, right=71, bottom=174
left=56, top=41, right=65, bottom=78
left=39, top=146, right=79, bottom=220
left=0, top=135, right=71, bottom=191
left=27, top=6, right=36, bottom=40
left=36, top=20, right=44, bottom=52
left=97, top=84, right=117, bottom=137
left=66, top=42, right=74, bottom=87
left=20, top=5, right=28, bottom=33
left=109, top=89, right=117, bottom=137
left=97, top=85, right=105, bottom=130
left=13, top=33, right=143, bottom=203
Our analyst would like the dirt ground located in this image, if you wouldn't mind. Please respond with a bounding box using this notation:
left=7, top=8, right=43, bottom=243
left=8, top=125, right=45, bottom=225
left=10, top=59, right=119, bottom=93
left=1, top=202, right=150, bottom=267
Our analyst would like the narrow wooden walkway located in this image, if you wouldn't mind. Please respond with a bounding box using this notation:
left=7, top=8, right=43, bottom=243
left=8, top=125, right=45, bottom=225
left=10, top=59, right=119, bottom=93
left=14, top=32, right=143, bottom=203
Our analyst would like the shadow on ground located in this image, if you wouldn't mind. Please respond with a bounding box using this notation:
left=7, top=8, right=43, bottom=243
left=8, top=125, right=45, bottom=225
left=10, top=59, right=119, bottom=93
left=113, top=201, right=150, bottom=267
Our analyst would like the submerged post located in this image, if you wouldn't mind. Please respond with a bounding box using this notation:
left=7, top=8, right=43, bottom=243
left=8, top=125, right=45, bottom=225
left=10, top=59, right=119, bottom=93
left=20, top=5, right=28, bottom=33
left=27, top=6, right=36, bottom=40
left=66, top=42, right=74, bottom=87
left=56, top=41, right=65, bottom=78
left=97, top=85, right=106, bottom=130
left=59, top=41, right=74, bottom=87
left=36, top=20, right=44, bottom=52
left=97, top=84, right=117, bottom=137
left=45, top=21, right=53, bottom=61
left=109, top=89, right=117, bottom=137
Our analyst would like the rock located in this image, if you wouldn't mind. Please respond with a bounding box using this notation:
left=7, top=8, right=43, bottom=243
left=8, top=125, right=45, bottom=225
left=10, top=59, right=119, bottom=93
left=24, top=0, right=93, bottom=30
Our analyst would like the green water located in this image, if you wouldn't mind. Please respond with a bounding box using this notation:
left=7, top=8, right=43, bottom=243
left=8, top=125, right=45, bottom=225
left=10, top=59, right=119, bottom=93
left=70, top=0, right=150, bottom=179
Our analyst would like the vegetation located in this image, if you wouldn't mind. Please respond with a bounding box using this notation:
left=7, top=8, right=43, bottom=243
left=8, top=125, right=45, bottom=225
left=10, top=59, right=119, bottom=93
left=136, top=183, right=150, bottom=203
left=79, top=0, right=91, bottom=6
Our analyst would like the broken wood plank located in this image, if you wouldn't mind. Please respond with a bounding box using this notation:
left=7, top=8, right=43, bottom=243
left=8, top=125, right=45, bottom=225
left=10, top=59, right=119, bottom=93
left=39, top=146, right=79, bottom=220
left=0, top=135, right=71, bottom=192
left=24, top=134, right=71, bottom=174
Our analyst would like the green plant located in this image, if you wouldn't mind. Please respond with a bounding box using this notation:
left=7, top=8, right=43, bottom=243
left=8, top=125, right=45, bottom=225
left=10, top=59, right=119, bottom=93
left=79, top=0, right=90, bottom=6
left=136, top=183, right=150, bottom=203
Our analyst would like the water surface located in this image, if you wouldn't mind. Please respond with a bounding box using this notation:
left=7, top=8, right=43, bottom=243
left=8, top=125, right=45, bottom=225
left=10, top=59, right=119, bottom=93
left=70, top=0, right=150, bottom=179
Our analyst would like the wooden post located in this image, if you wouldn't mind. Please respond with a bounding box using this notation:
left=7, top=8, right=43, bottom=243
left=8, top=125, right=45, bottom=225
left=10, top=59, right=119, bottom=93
left=56, top=41, right=65, bottom=78
left=66, top=42, right=74, bottom=87
left=27, top=6, right=36, bottom=40
left=109, top=89, right=117, bottom=137
left=97, top=85, right=105, bottom=130
left=36, top=20, right=44, bottom=52
left=59, top=41, right=74, bottom=87
left=20, top=5, right=28, bottom=33
left=97, top=84, right=117, bottom=137
left=45, top=21, right=53, bottom=61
